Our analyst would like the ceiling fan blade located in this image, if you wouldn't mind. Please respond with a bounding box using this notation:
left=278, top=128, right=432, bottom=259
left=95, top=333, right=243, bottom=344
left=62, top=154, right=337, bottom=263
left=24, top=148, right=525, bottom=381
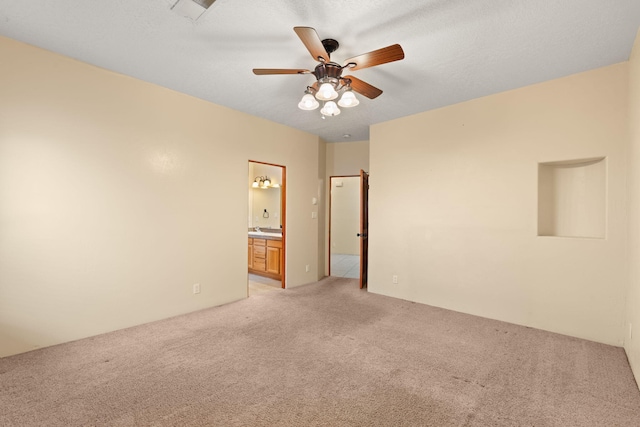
left=294, top=27, right=330, bottom=63
left=343, top=75, right=383, bottom=99
left=343, top=44, right=405, bottom=71
left=253, top=68, right=311, bottom=75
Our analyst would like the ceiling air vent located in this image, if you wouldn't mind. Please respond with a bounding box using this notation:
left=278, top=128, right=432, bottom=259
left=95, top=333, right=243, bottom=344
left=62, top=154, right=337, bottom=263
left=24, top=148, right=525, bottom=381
left=171, top=0, right=216, bottom=21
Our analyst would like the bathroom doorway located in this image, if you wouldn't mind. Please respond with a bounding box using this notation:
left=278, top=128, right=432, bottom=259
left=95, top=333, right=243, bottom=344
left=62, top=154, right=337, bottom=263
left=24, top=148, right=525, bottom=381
left=247, top=161, right=286, bottom=296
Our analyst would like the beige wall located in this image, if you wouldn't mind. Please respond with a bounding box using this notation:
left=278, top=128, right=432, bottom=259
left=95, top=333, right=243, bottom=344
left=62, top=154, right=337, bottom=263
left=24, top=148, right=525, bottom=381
left=370, top=63, right=629, bottom=346
left=324, top=140, right=369, bottom=274
left=0, top=37, right=323, bottom=357
left=326, top=140, right=369, bottom=177
left=626, top=29, right=640, bottom=386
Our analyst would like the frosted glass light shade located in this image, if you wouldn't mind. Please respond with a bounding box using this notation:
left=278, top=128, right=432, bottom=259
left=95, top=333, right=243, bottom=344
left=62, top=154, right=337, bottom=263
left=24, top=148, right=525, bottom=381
left=338, top=91, right=359, bottom=108
left=298, top=93, right=319, bottom=110
left=316, top=82, right=338, bottom=101
left=320, top=101, right=341, bottom=116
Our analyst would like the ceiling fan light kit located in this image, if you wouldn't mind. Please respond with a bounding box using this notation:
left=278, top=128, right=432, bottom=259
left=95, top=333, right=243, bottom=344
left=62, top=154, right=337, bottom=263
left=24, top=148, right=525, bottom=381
left=338, top=90, right=359, bottom=108
left=316, top=82, right=339, bottom=101
left=297, top=92, right=320, bottom=111
left=320, top=101, right=341, bottom=117
left=253, top=27, right=404, bottom=119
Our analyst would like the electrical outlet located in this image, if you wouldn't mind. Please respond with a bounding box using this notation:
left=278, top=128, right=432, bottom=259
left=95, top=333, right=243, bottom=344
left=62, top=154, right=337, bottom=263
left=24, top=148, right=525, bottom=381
left=311, top=212, right=317, bottom=219
left=193, top=283, right=200, bottom=294
left=305, top=265, right=310, bottom=273
left=392, top=275, right=398, bottom=284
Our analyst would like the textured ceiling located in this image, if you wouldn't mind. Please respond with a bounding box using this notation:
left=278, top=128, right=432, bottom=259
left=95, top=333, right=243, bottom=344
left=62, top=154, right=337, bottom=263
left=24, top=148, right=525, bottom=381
left=1, top=0, right=639, bottom=142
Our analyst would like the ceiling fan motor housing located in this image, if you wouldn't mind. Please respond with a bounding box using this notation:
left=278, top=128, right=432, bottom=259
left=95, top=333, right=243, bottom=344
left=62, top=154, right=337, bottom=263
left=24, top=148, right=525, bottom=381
left=314, top=62, right=343, bottom=83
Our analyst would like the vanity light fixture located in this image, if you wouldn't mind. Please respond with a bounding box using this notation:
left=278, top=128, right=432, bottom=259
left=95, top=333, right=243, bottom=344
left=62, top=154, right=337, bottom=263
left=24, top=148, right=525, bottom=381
left=252, top=176, right=279, bottom=189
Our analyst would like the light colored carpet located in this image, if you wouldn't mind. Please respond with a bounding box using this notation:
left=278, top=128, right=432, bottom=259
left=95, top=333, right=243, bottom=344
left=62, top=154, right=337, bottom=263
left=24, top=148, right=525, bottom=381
left=1, top=277, right=639, bottom=426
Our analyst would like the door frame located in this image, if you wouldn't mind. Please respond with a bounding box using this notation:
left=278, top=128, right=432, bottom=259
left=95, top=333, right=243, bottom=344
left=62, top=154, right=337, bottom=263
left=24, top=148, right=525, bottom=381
left=248, top=160, right=286, bottom=289
left=359, top=169, right=369, bottom=289
left=328, top=174, right=366, bottom=284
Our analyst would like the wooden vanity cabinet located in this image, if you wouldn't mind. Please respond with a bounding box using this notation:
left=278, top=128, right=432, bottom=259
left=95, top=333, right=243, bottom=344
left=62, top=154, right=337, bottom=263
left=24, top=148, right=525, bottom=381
left=266, top=239, right=282, bottom=275
left=248, top=236, right=282, bottom=280
left=253, top=239, right=267, bottom=272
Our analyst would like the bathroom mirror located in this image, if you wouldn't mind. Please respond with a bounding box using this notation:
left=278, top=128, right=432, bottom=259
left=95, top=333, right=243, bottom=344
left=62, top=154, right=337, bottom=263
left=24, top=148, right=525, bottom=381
left=248, top=162, right=283, bottom=230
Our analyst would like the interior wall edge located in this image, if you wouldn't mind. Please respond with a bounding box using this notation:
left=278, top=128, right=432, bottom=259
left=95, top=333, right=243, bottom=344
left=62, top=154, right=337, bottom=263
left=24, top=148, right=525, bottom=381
left=624, top=27, right=640, bottom=387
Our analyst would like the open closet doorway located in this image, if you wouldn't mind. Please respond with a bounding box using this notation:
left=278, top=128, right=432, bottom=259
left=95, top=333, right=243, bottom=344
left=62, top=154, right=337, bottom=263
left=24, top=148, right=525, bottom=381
left=247, top=161, right=286, bottom=296
left=329, top=171, right=369, bottom=288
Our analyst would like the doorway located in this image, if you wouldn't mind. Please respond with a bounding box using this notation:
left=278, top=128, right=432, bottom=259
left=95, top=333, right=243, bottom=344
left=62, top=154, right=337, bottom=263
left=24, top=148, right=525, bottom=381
left=329, top=170, right=369, bottom=288
left=329, top=176, right=360, bottom=278
left=247, top=161, right=286, bottom=296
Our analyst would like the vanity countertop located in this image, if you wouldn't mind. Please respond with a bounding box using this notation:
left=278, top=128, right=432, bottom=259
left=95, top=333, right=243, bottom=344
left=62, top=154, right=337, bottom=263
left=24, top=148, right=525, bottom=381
left=248, top=230, right=282, bottom=239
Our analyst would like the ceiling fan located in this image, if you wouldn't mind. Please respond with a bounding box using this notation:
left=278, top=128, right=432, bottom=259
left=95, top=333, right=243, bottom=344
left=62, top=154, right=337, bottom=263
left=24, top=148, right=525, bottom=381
left=253, top=27, right=405, bottom=117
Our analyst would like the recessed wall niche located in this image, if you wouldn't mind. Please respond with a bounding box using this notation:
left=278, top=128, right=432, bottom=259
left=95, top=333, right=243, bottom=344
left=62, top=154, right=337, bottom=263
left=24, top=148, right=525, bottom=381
left=537, top=157, right=606, bottom=239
